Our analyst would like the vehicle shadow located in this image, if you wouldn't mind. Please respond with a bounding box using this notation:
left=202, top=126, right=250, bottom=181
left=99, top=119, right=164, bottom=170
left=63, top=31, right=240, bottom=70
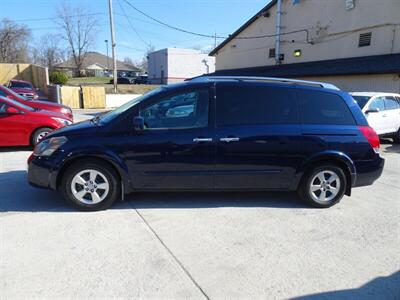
left=293, top=270, right=400, bottom=299
left=380, top=139, right=400, bottom=154
left=0, top=170, right=308, bottom=213
left=0, top=146, right=32, bottom=153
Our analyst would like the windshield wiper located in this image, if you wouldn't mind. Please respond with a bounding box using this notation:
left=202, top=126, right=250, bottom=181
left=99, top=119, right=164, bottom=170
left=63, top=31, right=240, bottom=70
left=90, top=115, right=101, bottom=124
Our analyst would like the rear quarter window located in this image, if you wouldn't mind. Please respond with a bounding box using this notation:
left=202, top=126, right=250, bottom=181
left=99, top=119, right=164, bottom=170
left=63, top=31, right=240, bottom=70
left=298, top=90, right=355, bottom=125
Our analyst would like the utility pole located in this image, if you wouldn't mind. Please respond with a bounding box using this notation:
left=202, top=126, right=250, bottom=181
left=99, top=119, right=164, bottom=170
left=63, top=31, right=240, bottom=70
left=108, top=0, right=118, bottom=93
left=104, top=39, right=109, bottom=71
left=275, top=0, right=283, bottom=65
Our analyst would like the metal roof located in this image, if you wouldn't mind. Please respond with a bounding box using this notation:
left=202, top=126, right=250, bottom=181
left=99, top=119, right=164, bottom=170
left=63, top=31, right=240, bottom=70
left=209, top=54, right=400, bottom=77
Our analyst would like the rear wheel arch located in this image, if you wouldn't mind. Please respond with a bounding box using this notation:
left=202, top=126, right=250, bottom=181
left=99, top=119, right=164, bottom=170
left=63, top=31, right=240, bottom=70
left=297, top=155, right=354, bottom=196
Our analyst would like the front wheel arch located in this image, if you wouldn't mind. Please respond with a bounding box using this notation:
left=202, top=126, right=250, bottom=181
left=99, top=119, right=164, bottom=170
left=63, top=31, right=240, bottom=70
left=57, top=156, right=123, bottom=191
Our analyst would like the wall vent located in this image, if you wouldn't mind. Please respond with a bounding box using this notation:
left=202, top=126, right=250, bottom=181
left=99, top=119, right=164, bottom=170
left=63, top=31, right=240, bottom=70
left=358, top=32, right=372, bottom=47
left=269, top=48, right=276, bottom=58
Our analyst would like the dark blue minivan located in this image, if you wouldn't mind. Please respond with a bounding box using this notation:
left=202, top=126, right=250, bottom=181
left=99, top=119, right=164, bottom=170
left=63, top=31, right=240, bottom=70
left=28, top=77, right=384, bottom=211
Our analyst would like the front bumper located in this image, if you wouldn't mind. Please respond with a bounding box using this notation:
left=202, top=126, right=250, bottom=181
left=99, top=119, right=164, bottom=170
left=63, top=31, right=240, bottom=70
left=353, top=156, right=385, bottom=187
left=27, top=154, right=59, bottom=190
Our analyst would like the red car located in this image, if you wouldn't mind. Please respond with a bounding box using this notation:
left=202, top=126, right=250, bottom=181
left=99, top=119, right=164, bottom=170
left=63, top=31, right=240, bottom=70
left=8, top=79, right=39, bottom=100
left=0, top=96, right=72, bottom=146
left=0, top=85, right=73, bottom=121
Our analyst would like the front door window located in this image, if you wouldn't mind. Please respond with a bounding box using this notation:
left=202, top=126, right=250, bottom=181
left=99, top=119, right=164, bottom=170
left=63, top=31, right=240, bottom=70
left=140, top=90, right=209, bottom=129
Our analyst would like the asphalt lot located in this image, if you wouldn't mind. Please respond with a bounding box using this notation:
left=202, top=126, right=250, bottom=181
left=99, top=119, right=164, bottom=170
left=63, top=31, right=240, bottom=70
left=1, top=112, right=399, bottom=299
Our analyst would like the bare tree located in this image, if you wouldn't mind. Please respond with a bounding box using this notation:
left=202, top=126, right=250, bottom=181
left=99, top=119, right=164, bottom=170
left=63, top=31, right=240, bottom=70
left=0, top=18, right=31, bottom=63
left=123, top=56, right=134, bottom=66
left=33, top=34, right=64, bottom=71
left=136, top=45, right=155, bottom=73
left=56, top=3, right=99, bottom=76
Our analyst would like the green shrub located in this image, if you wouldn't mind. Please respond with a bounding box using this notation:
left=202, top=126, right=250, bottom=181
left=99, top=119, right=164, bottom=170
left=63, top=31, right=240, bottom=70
left=49, top=71, right=69, bottom=85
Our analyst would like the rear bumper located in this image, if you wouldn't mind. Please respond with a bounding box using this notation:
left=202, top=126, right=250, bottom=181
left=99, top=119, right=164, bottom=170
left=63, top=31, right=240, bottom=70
left=353, top=156, right=385, bottom=187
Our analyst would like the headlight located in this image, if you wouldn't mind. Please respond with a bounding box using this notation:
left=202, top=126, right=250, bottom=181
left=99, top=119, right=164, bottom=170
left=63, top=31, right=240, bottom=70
left=33, top=136, right=68, bottom=156
left=51, top=117, right=72, bottom=126
left=61, top=107, right=72, bottom=115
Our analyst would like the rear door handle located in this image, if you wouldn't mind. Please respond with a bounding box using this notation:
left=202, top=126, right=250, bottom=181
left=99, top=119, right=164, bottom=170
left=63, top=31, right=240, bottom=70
left=193, top=137, right=213, bottom=142
left=382, top=114, right=388, bottom=117
left=220, top=137, right=240, bottom=142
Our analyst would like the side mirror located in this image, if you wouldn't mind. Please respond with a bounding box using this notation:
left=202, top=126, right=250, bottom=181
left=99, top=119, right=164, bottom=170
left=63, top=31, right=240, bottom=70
left=365, top=108, right=379, bottom=114
left=6, top=106, right=19, bottom=114
left=133, top=116, right=145, bottom=131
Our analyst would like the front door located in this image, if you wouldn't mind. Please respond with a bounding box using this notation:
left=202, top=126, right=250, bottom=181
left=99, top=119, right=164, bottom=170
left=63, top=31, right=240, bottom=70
left=214, top=83, right=302, bottom=190
left=120, top=87, right=215, bottom=190
left=383, top=96, right=400, bottom=134
left=365, top=97, right=387, bottom=135
left=0, top=101, right=26, bottom=146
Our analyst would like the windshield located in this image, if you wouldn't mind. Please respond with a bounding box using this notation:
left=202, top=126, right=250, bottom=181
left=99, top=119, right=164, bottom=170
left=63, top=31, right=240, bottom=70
left=10, top=81, right=33, bottom=89
left=352, top=96, right=371, bottom=109
left=1, top=85, right=28, bottom=100
left=0, top=97, right=35, bottom=111
left=99, top=87, right=165, bottom=124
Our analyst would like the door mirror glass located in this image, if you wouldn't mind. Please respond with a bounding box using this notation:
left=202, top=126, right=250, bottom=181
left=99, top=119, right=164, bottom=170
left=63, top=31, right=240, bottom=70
left=6, top=106, right=19, bottom=114
left=133, top=116, right=145, bottom=131
left=365, top=108, right=379, bottom=114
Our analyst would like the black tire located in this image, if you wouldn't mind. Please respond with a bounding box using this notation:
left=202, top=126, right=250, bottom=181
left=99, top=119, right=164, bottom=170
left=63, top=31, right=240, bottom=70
left=298, top=164, right=346, bottom=208
left=31, top=127, right=53, bottom=145
left=393, top=129, right=400, bottom=144
left=61, top=160, right=121, bottom=211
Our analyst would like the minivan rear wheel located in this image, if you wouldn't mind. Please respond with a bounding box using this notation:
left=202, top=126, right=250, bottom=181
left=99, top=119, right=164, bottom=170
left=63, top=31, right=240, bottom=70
left=298, top=165, right=346, bottom=208
left=61, top=160, right=120, bottom=211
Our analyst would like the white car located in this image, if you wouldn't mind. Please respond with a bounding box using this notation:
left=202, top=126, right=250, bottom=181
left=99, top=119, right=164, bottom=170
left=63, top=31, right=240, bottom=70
left=351, top=92, right=400, bottom=143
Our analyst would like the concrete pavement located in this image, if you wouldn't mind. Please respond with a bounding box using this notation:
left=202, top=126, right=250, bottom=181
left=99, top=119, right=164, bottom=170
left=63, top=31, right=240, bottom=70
left=0, top=142, right=399, bottom=299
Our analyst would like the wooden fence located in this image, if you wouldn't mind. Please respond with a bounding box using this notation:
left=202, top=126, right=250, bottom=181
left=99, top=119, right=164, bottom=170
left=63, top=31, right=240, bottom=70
left=51, top=85, right=106, bottom=109
left=0, top=63, right=49, bottom=94
left=81, top=86, right=106, bottom=108
left=60, top=86, right=81, bottom=109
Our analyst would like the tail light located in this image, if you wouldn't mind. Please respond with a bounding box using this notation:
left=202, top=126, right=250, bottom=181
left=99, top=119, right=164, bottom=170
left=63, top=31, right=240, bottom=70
left=358, top=126, right=380, bottom=154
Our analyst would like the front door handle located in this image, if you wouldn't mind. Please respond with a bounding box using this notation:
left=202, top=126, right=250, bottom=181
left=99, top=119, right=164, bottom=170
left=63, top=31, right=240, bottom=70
left=193, top=137, right=213, bottom=142
left=220, top=137, right=240, bottom=142
left=382, top=114, right=388, bottom=117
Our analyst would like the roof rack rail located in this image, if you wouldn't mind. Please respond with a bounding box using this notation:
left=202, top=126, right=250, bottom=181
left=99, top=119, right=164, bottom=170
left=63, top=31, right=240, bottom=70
left=189, top=76, right=340, bottom=90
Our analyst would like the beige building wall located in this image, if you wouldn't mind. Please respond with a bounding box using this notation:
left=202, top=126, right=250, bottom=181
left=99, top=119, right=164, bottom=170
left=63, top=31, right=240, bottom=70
left=214, top=0, right=400, bottom=70
left=298, top=74, right=400, bottom=93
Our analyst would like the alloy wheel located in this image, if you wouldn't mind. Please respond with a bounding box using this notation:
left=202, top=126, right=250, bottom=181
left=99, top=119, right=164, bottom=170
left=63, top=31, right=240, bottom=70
left=70, top=169, right=110, bottom=204
left=309, top=170, right=341, bottom=203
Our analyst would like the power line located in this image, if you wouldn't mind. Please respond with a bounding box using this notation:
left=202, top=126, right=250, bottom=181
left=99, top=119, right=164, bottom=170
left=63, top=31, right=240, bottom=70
left=116, top=0, right=151, bottom=47
left=10, top=13, right=106, bottom=23
left=121, top=0, right=312, bottom=42
left=121, top=0, right=225, bottom=39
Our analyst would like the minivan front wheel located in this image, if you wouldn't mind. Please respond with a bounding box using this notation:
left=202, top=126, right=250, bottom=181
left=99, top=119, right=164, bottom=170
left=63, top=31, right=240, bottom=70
left=299, top=165, right=346, bottom=208
left=61, top=160, right=120, bottom=211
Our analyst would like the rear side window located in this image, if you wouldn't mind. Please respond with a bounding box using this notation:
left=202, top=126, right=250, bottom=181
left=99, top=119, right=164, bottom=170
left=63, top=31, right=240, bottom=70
left=216, top=85, right=298, bottom=126
left=383, top=96, right=400, bottom=110
left=298, top=90, right=355, bottom=125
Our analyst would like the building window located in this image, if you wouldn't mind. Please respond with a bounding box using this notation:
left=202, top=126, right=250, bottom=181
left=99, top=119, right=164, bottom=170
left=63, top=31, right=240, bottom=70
left=269, top=48, right=276, bottom=58
left=358, top=32, right=372, bottom=47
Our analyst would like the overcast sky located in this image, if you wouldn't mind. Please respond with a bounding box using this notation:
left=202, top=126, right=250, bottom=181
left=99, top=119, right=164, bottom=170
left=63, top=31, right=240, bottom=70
left=1, top=0, right=269, bottom=62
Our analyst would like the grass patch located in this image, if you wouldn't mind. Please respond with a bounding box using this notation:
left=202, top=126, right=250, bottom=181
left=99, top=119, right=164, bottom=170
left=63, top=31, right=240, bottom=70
left=67, top=77, right=160, bottom=94
left=68, top=77, right=112, bottom=85
left=104, top=84, right=159, bottom=94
